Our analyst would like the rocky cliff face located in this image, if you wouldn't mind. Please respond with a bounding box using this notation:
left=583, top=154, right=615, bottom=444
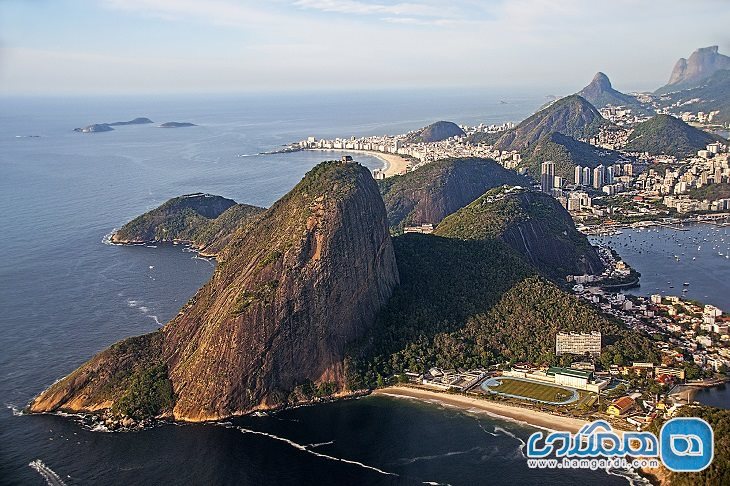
left=658, top=46, right=730, bottom=93
left=31, top=161, right=399, bottom=421
left=434, top=188, right=604, bottom=278
left=379, top=157, right=528, bottom=231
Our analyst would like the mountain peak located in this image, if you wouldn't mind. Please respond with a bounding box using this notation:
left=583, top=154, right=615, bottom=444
left=659, top=45, right=730, bottom=93
left=590, top=72, right=612, bottom=89
left=30, top=160, right=400, bottom=421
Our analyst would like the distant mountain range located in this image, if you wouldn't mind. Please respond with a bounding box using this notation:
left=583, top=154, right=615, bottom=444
left=656, top=46, right=730, bottom=94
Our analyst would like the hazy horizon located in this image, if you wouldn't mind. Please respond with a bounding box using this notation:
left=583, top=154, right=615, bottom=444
left=1, top=0, right=729, bottom=96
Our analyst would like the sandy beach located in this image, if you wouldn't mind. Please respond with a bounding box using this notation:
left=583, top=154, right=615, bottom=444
left=373, top=386, right=592, bottom=433
left=309, top=148, right=410, bottom=177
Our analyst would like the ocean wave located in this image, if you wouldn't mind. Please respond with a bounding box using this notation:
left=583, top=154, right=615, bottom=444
left=393, top=446, right=483, bottom=465
left=147, top=315, right=163, bottom=326
left=6, top=403, right=24, bottom=416
left=229, top=425, right=397, bottom=477
left=605, top=467, right=652, bottom=486
left=305, top=440, right=334, bottom=449
left=493, top=426, right=526, bottom=458
left=28, top=460, right=67, bottom=486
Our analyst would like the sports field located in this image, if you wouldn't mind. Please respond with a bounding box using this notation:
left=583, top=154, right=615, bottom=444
left=480, top=376, right=579, bottom=405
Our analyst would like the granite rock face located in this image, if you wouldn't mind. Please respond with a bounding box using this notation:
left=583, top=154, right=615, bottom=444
left=658, top=46, right=730, bottom=93
left=31, top=161, right=399, bottom=421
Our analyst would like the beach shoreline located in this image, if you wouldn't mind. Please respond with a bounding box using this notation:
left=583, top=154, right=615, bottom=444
left=373, top=385, right=592, bottom=433
left=309, top=148, right=410, bottom=177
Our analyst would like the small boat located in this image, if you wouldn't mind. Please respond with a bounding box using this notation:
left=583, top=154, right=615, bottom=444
left=683, top=282, right=690, bottom=286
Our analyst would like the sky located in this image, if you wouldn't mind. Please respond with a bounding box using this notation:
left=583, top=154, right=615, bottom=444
left=1, top=0, right=729, bottom=95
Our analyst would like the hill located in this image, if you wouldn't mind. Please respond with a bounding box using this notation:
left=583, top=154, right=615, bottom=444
left=624, top=114, right=724, bottom=158
left=405, top=121, right=465, bottom=143
left=110, top=194, right=265, bottom=256
left=347, top=234, right=656, bottom=388
left=434, top=187, right=604, bottom=278
left=657, top=46, right=730, bottom=94
left=30, top=161, right=399, bottom=421
left=688, top=183, right=730, bottom=201
left=520, top=131, right=625, bottom=181
left=378, top=157, right=528, bottom=231
left=494, top=95, right=609, bottom=152
left=577, top=72, right=650, bottom=114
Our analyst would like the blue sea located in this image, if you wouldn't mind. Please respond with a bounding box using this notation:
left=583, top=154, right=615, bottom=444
left=1, top=91, right=637, bottom=485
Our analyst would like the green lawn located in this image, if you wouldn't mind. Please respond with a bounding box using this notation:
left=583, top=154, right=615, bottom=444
left=486, top=377, right=576, bottom=403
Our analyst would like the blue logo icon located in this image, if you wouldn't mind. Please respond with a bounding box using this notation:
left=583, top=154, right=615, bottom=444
left=660, top=417, right=714, bottom=472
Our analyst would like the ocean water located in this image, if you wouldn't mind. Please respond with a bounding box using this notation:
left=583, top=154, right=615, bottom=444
left=591, top=224, right=730, bottom=311
left=0, top=91, right=634, bottom=485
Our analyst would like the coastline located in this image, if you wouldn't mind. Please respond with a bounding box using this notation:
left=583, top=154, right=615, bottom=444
left=373, top=385, right=591, bottom=434
left=308, top=148, right=410, bottom=177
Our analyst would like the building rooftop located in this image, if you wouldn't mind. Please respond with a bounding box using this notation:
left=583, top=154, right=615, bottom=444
left=546, top=366, right=593, bottom=379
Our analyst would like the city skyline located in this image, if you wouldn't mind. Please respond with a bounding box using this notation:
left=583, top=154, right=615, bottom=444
left=1, top=0, right=729, bottom=95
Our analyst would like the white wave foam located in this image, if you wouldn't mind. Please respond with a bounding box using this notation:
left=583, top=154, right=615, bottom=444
left=29, top=460, right=67, bottom=486
left=232, top=426, right=397, bottom=477
left=494, top=426, right=526, bottom=458
left=147, top=315, right=162, bottom=326
left=305, top=440, right=334, bottom=449
left=394, top=446, right=482, bottom=465
left=192, top=254, right=215, bottom=266
left=101, top=230, right=116, bottom=245
left=126, top=299, right=139, bottom=307
left=139, top=306, right=149, bottom=313
left=605, top=467, right=652, bottom=486
left=476, top=421, right=498, bottom=436
left=6, top=403, right=24, bottom=416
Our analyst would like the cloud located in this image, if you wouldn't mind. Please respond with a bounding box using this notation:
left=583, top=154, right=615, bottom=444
left=293, top=0, right=446, bottom=17
left=100, top=0, right=277, bottom=26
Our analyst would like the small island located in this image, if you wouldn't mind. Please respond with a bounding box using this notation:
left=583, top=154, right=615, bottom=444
left=159, top=122, right=197, bottom=128
left=74, top=123, right=115, bottom=133
left=74, top=117, right=153, bottom=133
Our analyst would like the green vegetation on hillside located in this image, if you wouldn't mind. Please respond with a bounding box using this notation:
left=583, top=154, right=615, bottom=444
left=434, top=187, right=603, bottom=278
left=378, top=157, right=527, bottom=231
left=112, top=194, right=265, bottom=253
left=405, top=121, right=465, bottom=143
left=494, top=95, right=609, bottom=152
left=624, top=114, right=724, bottom=158
left=347, top=233, right=657, bottom=389
left=521, top=132, right=624, bottom=180
left=688, top=183, right=730, bottom=201
left=112, top=363, right=175, bottom=420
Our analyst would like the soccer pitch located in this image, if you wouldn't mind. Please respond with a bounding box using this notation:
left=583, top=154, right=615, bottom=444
left=481, top=377, right=579, bottom=405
